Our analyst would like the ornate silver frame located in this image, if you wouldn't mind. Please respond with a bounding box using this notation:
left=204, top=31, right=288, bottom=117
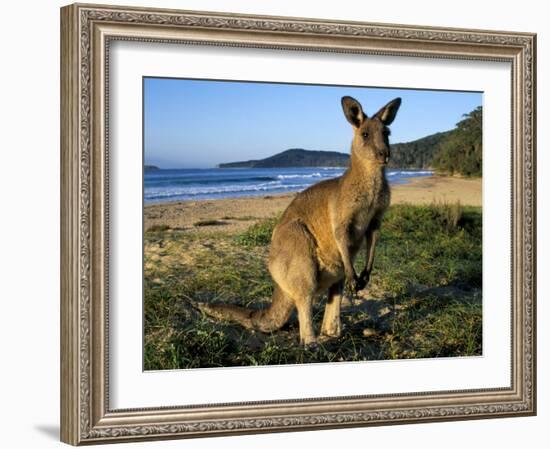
left=60, top=3, right=536, bottom=445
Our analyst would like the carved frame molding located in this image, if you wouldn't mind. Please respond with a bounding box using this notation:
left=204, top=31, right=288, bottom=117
left=60, top=3, right=536, bottom=445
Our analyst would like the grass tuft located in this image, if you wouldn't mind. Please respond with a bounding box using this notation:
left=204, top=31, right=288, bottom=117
left=147, top=224, right=170, bottom=233
left=236, top=216, right=279, bottom=247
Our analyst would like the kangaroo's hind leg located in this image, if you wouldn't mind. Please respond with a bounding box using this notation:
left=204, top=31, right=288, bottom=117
left=321, top=280, right=344, bottom=338
left=268, top=220, right=319, bottom=346
left=295, top=294, right=316, bottom=346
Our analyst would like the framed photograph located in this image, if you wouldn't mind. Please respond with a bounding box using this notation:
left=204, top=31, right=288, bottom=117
left=60, top=3, right=537, bottom=445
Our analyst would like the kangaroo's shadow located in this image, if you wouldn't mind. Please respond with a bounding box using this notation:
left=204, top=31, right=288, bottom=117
left=341, top=283, right=482, bottom=334
left=178, top=281, right=481, bottom=363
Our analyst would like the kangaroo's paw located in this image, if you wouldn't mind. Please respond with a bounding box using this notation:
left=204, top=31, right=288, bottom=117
left=354, top=270, right=371, bottom=295
left=355, top=275, right=369, bottom=292
left=344, top=278, right=358, bottom=298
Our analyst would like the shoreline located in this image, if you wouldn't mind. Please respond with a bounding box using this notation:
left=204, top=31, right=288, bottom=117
left=144, top=175, right=482, bottom=234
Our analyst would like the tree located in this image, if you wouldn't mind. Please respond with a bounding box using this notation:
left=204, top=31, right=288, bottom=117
left=432, top=106, right=482, bottom=177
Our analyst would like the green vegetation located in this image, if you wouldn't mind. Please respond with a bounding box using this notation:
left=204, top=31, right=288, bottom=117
left=390, top=106, right=482, bottom=176
left=235, top=216, right=279, bottom=247
left=432, top=107, right=482, bottom=176
left=388, top=132, right=449, bottom=169
left=144, top=202, right=482, bottom=370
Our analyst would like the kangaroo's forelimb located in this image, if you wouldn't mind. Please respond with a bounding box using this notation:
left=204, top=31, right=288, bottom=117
left=356, top=216, right=382, bottom=292
left=333, top=222, right=359, bottom=294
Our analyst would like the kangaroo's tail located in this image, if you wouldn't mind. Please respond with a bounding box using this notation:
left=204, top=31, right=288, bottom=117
left=197, top=286, right=294, bottom=333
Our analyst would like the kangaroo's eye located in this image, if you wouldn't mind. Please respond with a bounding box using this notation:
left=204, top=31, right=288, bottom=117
left=362, top=131, right=369, bottom=139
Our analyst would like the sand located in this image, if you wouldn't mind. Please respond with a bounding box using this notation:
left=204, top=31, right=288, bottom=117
left=144, top=175, right=482, bottom=234
left=391, top=175, right=481, bottom=207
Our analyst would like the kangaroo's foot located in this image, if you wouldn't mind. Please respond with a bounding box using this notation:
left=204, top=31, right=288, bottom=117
left=300, top=334, right=317, bottom=347
left=321, top=281, right=343, bottom=338
left=320, top=327, right=341, bottom=339
left=320, top=314, right=341, bottom=338
left=303, top=339, right=319, bottom=351
left=318, top=334, right=338, bottom=345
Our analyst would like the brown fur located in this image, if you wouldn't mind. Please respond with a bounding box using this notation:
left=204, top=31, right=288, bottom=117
left=199, top=96, right=402, bottom=345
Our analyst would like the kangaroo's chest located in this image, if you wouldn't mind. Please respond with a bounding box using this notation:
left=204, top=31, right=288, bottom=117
left=352, top=180, right=390, bottom=215
left=349, top=181, right=389, bottom=238
left=351, top=205, right=376, bottom=236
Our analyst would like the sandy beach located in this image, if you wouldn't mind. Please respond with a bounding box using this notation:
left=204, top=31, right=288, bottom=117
left=144, top=175, right=482, bottom=234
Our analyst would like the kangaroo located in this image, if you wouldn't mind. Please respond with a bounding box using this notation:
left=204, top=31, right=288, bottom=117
left=199, top=96, right=401, bottom=345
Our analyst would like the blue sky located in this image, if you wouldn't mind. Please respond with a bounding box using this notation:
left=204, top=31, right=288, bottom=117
left=144, top=77, right=482, bottom=169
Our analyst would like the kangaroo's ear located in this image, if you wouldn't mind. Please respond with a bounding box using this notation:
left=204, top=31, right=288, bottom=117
left=374, top=97, right=402, bottom=126
left=341, top=96, right=366, bottom=128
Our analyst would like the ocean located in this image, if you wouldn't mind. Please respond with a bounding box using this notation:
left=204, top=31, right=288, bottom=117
left=144, top=167, right=433, bottom=204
